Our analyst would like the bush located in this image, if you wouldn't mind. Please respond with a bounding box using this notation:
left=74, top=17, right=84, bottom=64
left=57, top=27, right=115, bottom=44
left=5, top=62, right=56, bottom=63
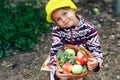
left=0, top=1, right=51, bottom=58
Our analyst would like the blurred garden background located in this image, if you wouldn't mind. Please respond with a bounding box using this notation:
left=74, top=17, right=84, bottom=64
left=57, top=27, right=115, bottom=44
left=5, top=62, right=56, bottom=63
left=0, top=0, right=120, bottom=80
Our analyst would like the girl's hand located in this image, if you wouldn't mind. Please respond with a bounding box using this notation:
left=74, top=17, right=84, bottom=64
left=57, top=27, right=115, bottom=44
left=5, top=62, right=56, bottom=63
left=55, top=68, right=70, bottom=80
left=87, top=58, right=99, bottom=71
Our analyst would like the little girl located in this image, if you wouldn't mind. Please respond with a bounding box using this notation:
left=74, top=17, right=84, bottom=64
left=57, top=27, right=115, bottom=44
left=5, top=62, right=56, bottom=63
left=45, top=0, right=103, bottom=80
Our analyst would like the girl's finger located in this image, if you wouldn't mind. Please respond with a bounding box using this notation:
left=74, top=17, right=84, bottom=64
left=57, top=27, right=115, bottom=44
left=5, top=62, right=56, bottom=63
left=57, top=68, right=63, bottom=72
left=88, top=58, right=95, bottom=62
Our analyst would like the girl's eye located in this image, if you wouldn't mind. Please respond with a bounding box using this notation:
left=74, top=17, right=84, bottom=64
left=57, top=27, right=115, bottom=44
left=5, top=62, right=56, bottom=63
left=56, top=18, right=60, bottom=22
left=63, top=12, right=67, bottom=15
left=56, top=11, right=67, bottom=22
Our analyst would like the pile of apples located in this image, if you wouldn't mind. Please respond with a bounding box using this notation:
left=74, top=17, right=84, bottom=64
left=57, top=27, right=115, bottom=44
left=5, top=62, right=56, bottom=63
left=57, top=48, right=88, bottom=74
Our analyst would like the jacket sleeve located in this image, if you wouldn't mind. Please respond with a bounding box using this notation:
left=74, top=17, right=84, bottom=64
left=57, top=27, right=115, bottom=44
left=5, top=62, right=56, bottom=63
left=50, top=26, right=63, bottom=80
left=85, top=20, right=103, bottom=72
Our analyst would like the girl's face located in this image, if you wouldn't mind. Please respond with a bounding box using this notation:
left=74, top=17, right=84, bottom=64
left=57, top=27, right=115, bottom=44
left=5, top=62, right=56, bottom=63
left=52, top=8, right=79, bottom=28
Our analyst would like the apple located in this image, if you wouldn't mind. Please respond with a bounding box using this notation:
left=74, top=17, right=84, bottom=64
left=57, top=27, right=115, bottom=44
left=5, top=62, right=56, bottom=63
left=64, top=48, right=75, bottom=57
left=62, top=62, right=73, bottom=73
left=76, top=54, right=88, bottom=65
left=72, top=64, right=83, bottom=74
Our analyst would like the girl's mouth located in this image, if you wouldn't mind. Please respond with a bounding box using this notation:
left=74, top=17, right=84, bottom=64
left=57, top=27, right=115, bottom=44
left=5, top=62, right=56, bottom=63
left=64, top=19, right=70, bottom=25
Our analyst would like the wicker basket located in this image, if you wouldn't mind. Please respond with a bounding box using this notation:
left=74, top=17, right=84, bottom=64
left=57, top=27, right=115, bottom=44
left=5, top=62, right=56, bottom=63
left=56, top=44, right=93, bottom=80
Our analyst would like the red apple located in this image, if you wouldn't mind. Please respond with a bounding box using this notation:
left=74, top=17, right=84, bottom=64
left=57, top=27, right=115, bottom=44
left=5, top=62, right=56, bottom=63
left=76, top=54, right=88, bottom=66
left=62, top=62, right=73, bottom=73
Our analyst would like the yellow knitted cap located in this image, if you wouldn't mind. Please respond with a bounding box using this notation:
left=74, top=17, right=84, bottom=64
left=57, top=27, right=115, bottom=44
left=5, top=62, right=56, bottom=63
left=45, top=0, right=77, bottom=23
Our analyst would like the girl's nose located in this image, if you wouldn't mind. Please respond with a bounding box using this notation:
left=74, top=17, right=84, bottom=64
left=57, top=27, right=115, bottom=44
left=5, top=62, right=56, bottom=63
left=61, top=17, right=66, bottom=22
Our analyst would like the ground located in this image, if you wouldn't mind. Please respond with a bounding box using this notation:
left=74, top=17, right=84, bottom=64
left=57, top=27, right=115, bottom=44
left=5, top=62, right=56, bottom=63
left=0, top=0, right=120, bottom=80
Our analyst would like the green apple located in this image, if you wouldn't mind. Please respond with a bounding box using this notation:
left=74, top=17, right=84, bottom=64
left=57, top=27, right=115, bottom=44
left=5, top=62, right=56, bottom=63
left=64, top=48, right=75, bottom=56
left=72, top=64, right=83, bottom=74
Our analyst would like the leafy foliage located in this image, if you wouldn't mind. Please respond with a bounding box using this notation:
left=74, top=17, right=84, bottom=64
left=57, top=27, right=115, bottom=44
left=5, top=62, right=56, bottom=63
left=57, top=50, right=75, bottom=67
left=0, top=1, right=51, bottom=58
